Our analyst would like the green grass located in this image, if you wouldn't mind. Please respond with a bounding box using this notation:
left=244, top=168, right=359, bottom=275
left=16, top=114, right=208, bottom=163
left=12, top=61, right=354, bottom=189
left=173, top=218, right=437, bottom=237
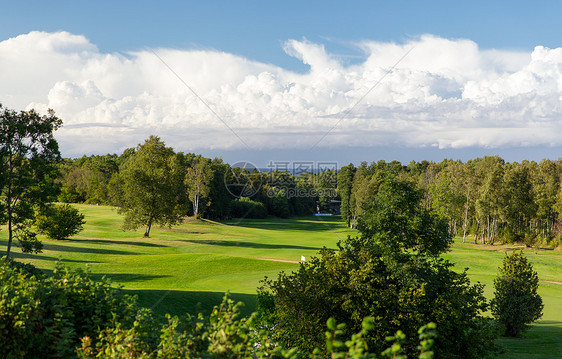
left=0, top=204, right=353, bottom=316
left=1, top=204, right=561, bottom=357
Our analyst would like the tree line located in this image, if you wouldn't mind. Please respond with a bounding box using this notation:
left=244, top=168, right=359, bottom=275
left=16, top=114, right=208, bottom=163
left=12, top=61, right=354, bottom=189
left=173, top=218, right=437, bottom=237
left=57, top=136, right=338, bottom=230
left=338, top=157, right=562, bottom=248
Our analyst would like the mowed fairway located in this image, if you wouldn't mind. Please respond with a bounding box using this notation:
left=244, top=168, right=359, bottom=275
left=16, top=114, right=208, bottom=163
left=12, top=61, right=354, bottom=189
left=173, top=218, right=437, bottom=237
left=1, top=204, right=561, bottom=357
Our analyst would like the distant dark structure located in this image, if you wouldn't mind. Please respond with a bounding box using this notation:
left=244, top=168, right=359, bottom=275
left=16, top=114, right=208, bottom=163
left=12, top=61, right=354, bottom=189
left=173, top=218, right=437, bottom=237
left=330, top=200, right=341, bottom=214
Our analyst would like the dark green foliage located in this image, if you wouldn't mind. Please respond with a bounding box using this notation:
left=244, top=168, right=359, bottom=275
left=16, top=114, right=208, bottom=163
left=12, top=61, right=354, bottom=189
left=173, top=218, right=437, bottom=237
left=357, top=177, right=452, bottom=256
left=13, top=227, right=43, bottom=253
left=230, top=197, right=268, bottom=218
left=0, top=104, right=62, bottom=259
left=268, top=187, right=291, bottom=218
left=338, top=163, right=356, bottom=227
left=0, top=259, right=137, bottom=358
left=35, top=203, right=86, bottom=240
left=57, top=154, right=120, bottom=205
left=203, top=158, right=232, bottom=220
left=78, top=293, right=439, bottom=358
left=491, top=250, right=544, bottom=337
left=4, top=258, right=45, bottom=278
left=338, top=157, right=562, bottom=248
left=316, top=169, right=338, bottom=212
left=79, top=295, right=267, bottom=358
left=501, top=165, right=537, bottom=242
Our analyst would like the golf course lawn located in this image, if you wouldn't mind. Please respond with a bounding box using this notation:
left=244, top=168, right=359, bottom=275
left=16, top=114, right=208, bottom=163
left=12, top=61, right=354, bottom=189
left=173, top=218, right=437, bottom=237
left=1, top=204, right=561, bottom=357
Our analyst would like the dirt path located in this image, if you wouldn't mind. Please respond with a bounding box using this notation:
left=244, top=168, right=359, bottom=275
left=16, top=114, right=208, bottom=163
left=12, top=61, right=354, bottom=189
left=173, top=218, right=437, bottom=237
left=257, top=258, right=301, bottom=264
left=542, top=280, right=562, bottom=285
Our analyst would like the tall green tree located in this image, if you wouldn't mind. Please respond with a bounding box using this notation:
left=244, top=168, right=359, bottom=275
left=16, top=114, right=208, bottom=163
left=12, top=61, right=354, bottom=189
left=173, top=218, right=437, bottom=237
left=204, top=158, right=232, bottom=220
left=501, top=164, right=537, bottom=243
left=116, top=136, right=183, bottom=237
left=532, top=160, right=560, bottom=239
left=358, top=177, right=452, bottom=256
left=429, top=162, right=465, bottom=235
left=491, top=251, right=543, bottom=337
left=0, top=105, right=62, bottom=259
left=475, top=157, right=505, bottom=244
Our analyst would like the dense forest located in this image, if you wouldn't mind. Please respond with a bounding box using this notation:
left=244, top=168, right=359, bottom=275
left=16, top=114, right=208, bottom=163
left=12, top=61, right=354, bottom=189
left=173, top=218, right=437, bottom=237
left=338, top=158, right=562, bottom=248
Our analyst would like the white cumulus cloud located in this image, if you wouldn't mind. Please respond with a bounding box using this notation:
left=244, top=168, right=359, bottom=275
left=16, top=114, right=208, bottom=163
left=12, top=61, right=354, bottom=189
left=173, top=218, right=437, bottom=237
left=1, top=31, right=561, bottom=156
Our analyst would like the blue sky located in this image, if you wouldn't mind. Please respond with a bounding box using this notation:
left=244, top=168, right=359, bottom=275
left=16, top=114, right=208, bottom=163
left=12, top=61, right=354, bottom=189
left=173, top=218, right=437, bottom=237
left=2, top=1, right=562, bottom=166
left=4, top=1, right=561, bottom=67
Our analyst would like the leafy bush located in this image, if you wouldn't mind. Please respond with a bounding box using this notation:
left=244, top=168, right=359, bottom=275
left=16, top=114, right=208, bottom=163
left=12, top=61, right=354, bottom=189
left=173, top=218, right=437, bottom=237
left=357, top=177, right=452, bottom=256
left=230, top=197, right=268, bottom=219
left=491, top=250, right=544, bottom=337
left=0, top=259, right=138, bottom=358
left=79, top=294, right=439, bottom=359
left=269, top=188, right=290, bottom=218
left=258, top=238, right=495, bottom=358
left=4, top=257, right=45, bottom=278
left=35, top=203, right=86, bottom=240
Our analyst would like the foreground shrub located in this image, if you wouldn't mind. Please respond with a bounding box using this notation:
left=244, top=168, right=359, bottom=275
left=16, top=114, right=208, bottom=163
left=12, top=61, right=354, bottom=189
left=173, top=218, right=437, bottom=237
left=491, top=250, right=544, bottom=337
left=35, top=203, right=86, bottom=240
left=78, top=296, right=438, bottom=359
left=258, top=239, right=497, bottom=358
left=4, top=257, right=45, bottom=278
left=0, top=259, right=137, bottom=358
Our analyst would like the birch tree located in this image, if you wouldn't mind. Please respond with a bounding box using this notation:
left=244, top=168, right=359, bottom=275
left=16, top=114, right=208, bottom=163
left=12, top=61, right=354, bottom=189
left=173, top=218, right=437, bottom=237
left=186, top=158, right=213, bottom=217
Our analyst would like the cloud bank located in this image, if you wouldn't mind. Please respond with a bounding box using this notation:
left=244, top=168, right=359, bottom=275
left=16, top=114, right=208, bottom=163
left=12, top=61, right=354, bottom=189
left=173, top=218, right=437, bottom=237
left=1, top=31, right=561, bottom=157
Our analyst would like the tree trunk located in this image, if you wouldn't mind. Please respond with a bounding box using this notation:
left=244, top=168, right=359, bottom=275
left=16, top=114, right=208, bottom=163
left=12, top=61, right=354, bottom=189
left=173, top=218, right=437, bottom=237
left=482, top=215, right=490, bottom=244
left=490, top=217, right=496, bottom=245
left=193, top=193, right=199, bottom=217
left=5, top=206, right=13, bottom=260
left=144, top=217, right=152, bottom=237
left=462, top=187, right=470, bottom=243
left=5, top=152, right=14, bottom=260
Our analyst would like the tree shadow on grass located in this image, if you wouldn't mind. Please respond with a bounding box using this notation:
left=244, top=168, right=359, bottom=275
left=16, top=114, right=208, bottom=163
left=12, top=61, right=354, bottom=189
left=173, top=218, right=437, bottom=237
left=88, top=272, right=171, bottom=284
left=78, top=238, right=168, bottom=248
left=220, top=216, right=344, bottom=232
left=179, top=239, right=322, bottom=251
left=41, top=243, right=136, bottom=255
left=125, top=289, right=258, bottom=318
left=0, top=250, right=100, bottom=264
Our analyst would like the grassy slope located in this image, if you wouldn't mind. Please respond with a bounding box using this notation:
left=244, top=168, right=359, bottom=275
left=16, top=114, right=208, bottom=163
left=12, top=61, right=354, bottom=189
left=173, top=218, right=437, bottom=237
left=1, top=204, right=561, bottom=357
